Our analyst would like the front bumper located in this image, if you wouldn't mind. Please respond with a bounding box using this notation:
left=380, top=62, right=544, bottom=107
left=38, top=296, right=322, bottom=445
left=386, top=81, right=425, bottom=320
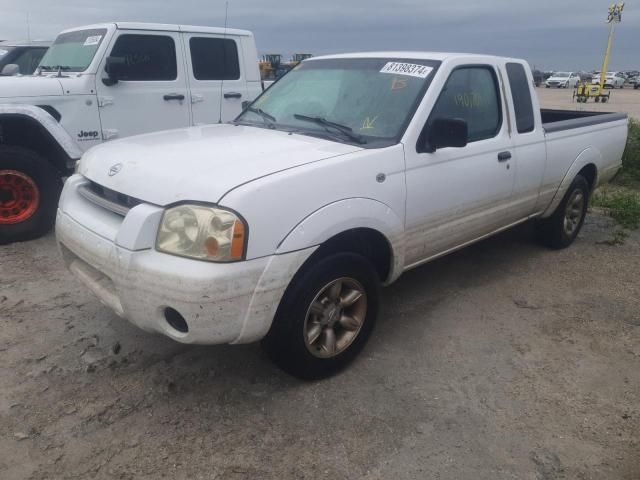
left=56, top=176, right=314, bottom=345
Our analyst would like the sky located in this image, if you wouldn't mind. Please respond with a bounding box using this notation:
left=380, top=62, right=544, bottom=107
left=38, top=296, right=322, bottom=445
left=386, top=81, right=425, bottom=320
left=1, top=0, right=639, bottom=71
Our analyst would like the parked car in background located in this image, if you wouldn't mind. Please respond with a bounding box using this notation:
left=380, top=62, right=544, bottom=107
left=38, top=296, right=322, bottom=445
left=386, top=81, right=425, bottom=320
left=0, top=41, right=50, bottom=76
left=56, top=52, right=628, bottom=379
left=633, top=76, right=640, bottom=89
left=545, top=72, right=580, bottom=88
left=0, top=22, right=263, bottom=244
left=592, top=71, right=626, bottom=88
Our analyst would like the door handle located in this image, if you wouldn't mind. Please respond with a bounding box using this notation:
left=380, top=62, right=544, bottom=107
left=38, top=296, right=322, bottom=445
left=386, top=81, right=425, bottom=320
left=224, top=92, right=242, bottom=99
left=497, top=151, right=512, bottom=162
left=163, top=94, right=185, bottom=101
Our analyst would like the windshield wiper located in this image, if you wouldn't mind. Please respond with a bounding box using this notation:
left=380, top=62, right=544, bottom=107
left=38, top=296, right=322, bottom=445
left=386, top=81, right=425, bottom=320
left=39, top=65, right=71, bottom=71
left=293, top=114, right=366, bottom=144
left=245, top=107, right=277, bottom=128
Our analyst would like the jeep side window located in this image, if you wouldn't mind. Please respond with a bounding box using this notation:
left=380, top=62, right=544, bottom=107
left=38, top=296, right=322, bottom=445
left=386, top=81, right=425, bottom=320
left=428, top=66, right=502, bottom=143
left=109, top=34, right=177, bottom=81
left=189, top=37, right=240, bottom=80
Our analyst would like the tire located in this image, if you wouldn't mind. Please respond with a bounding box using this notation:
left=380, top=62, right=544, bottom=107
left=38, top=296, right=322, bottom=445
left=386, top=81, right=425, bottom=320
left=535, top=175, right=590, bottom=250
left=262, top=253, right=380, bottom=380
left=0, top=146, right=62, bottom=245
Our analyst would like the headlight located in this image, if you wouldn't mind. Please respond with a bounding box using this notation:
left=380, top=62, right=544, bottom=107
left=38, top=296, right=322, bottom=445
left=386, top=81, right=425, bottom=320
left=156, top=204, right=247, bottom=262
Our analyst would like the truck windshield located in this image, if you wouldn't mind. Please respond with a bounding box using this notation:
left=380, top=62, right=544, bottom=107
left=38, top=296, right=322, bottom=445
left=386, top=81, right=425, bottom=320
left=236, top=57, right=439, bottom=147
left=38, top=29, right=107, bottom=72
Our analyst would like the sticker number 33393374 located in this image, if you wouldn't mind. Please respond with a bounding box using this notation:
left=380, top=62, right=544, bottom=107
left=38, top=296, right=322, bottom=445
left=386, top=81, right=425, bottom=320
left=380, top=62, right=433, bottom=79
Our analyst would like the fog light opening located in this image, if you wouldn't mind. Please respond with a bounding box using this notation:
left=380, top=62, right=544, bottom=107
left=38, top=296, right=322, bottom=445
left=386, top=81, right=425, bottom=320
left=164, top=307, right=189, bottom=334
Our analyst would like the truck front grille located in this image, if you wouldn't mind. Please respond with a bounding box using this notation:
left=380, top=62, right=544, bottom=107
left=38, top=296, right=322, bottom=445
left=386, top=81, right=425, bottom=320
left=78, top=181, right=141, bottom=217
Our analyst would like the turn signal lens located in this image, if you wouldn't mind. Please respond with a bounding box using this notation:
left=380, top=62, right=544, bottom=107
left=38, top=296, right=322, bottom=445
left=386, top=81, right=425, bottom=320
left=156, top=204, right=247, bottom=262
left=230, top=220, right=245, bottom=260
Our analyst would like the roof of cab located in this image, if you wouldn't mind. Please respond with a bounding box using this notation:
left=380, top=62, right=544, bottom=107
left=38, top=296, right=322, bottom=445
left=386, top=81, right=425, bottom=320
left=308, top=51, right=515, bottom=62
left=58, top=22, right=253, bottom=37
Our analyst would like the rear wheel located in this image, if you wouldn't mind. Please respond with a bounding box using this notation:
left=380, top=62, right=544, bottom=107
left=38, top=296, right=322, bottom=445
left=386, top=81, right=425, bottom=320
left=262, top=253, right=379, bottom=380
left=0, top=146, right=62, bottom=244
left=536, top=175, right=590, bottom=249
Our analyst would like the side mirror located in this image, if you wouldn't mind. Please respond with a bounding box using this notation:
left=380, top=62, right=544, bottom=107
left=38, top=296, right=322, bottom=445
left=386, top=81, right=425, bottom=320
left=424, top=117, right=468, bottom=152
left=102, top=56, right=126, bottom=86
left=1, top=64, right=20, bottom=76
left=241, top=100, right=250, bottom=111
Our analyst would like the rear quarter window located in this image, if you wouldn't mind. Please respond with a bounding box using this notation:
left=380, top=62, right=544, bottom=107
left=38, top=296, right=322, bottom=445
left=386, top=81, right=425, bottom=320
left=506, top=63, right=535, bottom=134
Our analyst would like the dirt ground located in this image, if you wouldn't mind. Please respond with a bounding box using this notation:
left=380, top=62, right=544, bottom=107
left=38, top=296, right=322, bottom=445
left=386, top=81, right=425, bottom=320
left=1, top=213, right=638, bottom=480
left=537, top=86, right=640, bottom=121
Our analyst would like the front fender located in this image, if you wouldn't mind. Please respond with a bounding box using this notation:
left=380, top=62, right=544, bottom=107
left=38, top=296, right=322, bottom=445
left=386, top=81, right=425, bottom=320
left=541, top=147, right=601, bottom=218
left=0, top=104, right=83, bottom=161
left=276, top=198, right=406, bottom=283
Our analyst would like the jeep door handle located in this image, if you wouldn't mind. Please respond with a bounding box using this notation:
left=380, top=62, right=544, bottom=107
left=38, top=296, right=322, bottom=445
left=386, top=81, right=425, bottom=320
left=163, top=94, right=185, bottom=101
left=497, top=151, right=512, bottom=162
left=224, top=92, right=242, bottom=99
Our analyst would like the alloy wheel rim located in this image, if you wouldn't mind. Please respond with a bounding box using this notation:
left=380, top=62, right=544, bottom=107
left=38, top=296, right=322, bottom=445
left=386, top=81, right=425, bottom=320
left=563, top=189, right=585, bottom=237
left=303, top=277, right=367, bottom=359
left=0, top=170, right=40, bottom=225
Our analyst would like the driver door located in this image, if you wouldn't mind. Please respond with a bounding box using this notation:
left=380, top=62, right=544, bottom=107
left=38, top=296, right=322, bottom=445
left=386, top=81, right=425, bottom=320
left=403, top=65, right=516, bottom=266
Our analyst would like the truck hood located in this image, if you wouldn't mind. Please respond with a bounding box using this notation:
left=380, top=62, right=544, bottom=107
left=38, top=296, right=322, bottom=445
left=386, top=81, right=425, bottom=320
left=0, top=75, right=64, bottom=98
left=80, top=124, right=363, bottom=206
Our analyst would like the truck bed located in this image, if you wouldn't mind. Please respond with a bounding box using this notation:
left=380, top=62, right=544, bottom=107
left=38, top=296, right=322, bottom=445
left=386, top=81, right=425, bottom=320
left=541, top=108, right=627, bottom=133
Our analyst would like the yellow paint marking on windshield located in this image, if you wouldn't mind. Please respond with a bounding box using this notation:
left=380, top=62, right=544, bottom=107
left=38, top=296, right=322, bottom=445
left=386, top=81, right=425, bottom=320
left=362, top=116, right=379, bottom=130
left=391, top=77, right=408, bottom=90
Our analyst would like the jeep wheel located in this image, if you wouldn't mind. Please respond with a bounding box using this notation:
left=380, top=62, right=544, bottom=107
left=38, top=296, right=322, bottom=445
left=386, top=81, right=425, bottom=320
left=263, top=253, right=379, bottom=380
left=0, top=146, right=62, bottom=244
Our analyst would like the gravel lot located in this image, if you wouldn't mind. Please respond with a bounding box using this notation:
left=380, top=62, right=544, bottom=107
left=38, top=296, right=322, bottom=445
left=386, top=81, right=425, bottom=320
left=1, top=214, right=638, bottom=479
left=537, top=86, right=640, bottom=121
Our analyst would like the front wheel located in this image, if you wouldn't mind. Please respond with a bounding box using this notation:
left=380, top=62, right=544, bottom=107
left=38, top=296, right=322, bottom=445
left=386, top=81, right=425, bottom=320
left=262, top=253, right=379, bottom=380
left=535, top=175, right=590, bottom=249
left=0, top=146, right=62, bottom=244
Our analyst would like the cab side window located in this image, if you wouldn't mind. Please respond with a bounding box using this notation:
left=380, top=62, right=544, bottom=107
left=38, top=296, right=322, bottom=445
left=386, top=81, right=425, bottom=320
left=109, top=34, right=177, bottom=81
left=428, top=66, right=502, bottom=143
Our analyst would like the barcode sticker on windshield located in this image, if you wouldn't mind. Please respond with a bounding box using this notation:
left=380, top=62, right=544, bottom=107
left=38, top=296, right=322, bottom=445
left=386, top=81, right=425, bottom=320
left=83, top=35, right=102, bottom=46
left=380, top=62, right=433, bottom=78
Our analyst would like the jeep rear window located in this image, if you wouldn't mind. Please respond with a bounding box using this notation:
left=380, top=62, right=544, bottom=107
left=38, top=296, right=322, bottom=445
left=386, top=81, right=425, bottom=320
left=39, top=29, right=107, bottom=72
left=190, top=37, right=240, bottom=80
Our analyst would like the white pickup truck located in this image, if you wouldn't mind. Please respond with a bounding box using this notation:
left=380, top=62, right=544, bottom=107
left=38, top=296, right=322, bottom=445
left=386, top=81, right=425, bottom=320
left=56, top=52, right=628, bottom=379
left=0, top=22, right=262, bottom=244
